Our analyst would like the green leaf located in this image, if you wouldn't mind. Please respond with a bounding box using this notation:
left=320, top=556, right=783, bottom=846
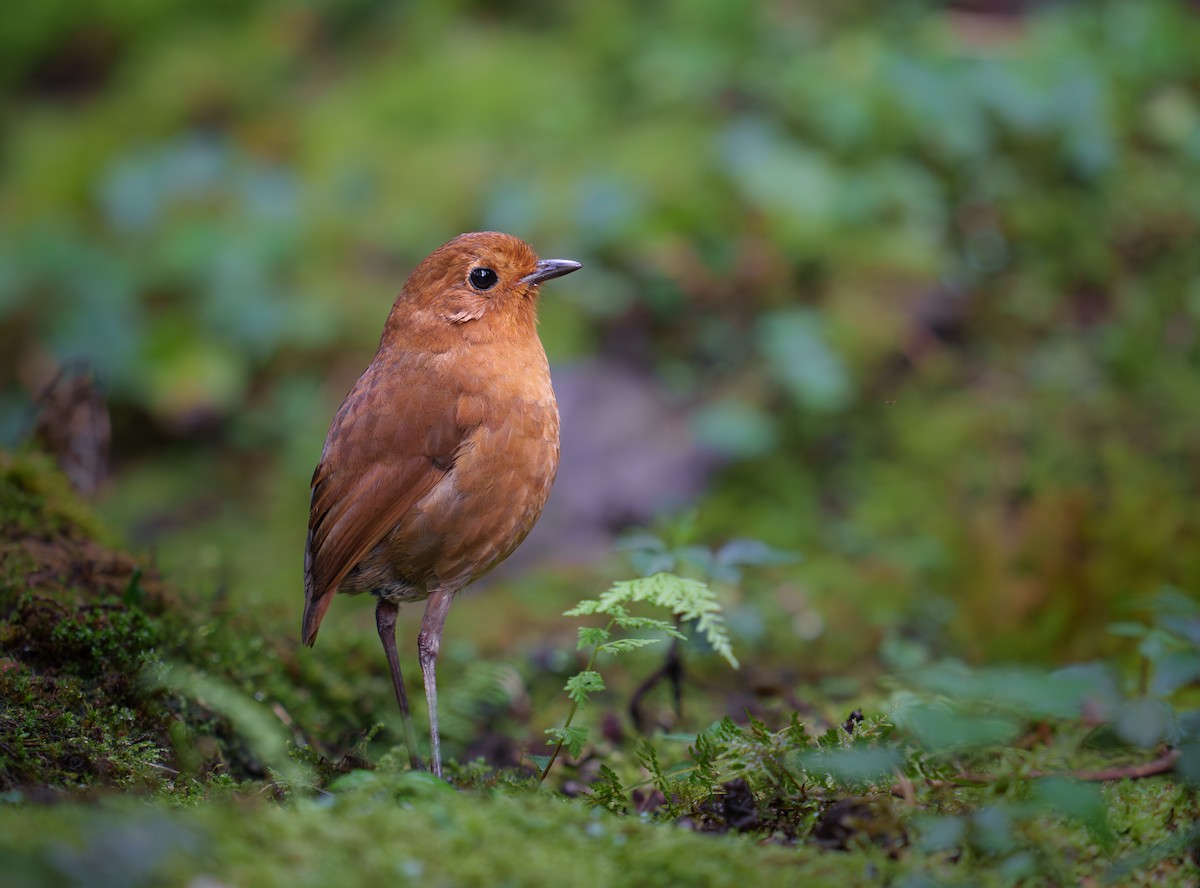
left=389, top=770, right=459, bottom=798
left=588, top=764, right=627, bottom=812
left=757, top=308, right=852, bottom=412
left=568, top=573, right=739, bottom=667
left=328, top=769, right=379, bottom=792
left=694, top=611, right=739, bottom=669
left=635, top=738, right=668, bottom=792
left=715, top=538, right=798, bottom=568
left=577, top=626, right=610, bottom=650
left=545, top=725, right=590, bottom=758
left=617, top=534, right=674, bottom=577
left=605, top=573, right=739, bottom=668
left=674, top=545, right=715, bottom=575
left=596, top=764, right=625, bottom=790
left=892, top=700, right=1019, bottom=751
left=563, top=600, right=604, bottom=617
left=691, top=399, right=779, bottom=460
left=1115, top=697, right=1171, bottom=748
left=911, top=661, right=1114, bottom=719
left=598, top=637, right=663, bottom=655
left=615, top=532, right=667, bottom=554
left=564, top=670, right=606, bottom=705
left=918, top=815, right=966, bottom=853
left=1150, top=587, right=1200, bottom=618
left=1137, top=630, right=1171, bottom=662
left=629, top=551, right=676, bottom=577
left=794, top=746, right=903, bottom=784
left=1150, top=652, right=1200, bottom=696
left=1106, top=621, right=1148, bottom=638
left=1160, top=615, right=1200, bottom=646
left=611, top=614, right=684, bottom=637
left=971, top=806, right=1016, bottom=855
left=1177, top=739, right=1200, bottom=787
left=659, top=733, right=697, bottom=744
left=123, top=566, right=145, bottom=605
left=606, top=573, right=707, bottom=609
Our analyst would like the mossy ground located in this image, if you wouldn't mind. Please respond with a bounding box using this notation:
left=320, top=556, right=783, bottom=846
left=1, top=450, right=1197, bottom=886
left=0, top=766, right=1195, bottom=887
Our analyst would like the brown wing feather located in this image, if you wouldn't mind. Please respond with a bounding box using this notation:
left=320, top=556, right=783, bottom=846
left=302, top=354, right=465, bottom=645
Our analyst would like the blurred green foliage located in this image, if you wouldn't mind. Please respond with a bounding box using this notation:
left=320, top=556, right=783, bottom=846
left=4, top=0, right=1199, bottom=665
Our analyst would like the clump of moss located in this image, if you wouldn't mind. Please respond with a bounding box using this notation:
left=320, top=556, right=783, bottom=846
left=0, top=449, right=398, bottom=797
left=0, top=451, right=184, bottom=792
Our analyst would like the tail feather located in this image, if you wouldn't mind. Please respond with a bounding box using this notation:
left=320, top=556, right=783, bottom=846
left=302, top=527, right=333, bottom=646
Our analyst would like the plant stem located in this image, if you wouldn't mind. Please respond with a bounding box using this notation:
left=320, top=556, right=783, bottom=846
left=538, top=617, right=614, bottom=785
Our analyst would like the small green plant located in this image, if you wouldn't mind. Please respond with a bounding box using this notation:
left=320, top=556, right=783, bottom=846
left=536, top=572, right=739, bottom=784
left=1105, top=588, right=1200, bottom=781
left=618, top=518, right=798, bottom=586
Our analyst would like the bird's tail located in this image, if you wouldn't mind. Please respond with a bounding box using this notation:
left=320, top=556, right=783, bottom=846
left=302, top=528, right=333, bottom=646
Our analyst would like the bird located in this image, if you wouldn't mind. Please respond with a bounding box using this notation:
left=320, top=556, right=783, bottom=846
left=302, top=231, right=581, bottom=777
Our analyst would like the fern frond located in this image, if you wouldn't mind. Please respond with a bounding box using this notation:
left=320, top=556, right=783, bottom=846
left=598, top=637, right=664, bottom=655
left=611, top=614, right=684, bottom=637
left=606, top=573, right=739, bottom=668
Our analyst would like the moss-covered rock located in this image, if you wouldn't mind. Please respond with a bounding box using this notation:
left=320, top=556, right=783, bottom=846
left=0, top=449, right=385, bottom=795
left=0, top=450, right=184, bottom=792
left=0, top=450, right=300, bottom=792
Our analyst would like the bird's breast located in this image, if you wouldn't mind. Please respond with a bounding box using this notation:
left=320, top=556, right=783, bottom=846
left=425, top=392, right=559, bottom=578
left=378, top=344, right=560, bottom=592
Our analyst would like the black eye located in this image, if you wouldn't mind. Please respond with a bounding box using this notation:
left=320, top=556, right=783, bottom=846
left=469, top=267, right=498, bottom=291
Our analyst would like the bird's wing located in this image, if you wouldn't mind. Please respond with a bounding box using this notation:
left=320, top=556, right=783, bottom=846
left=302, top=356, right=466, bottom=645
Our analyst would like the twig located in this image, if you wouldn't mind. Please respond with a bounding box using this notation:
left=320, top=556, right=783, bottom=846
left=629, top=627, right=684, bottom=733
left=1059, top=749, right=1180, bottom=782
left=892, top=749, right=1180, bottom=797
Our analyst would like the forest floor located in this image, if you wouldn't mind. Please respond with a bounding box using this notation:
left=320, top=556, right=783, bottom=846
left=1, top=450, right=1197, bottom=888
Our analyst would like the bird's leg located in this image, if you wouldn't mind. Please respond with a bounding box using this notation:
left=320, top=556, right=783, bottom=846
left=375, top=598, right=421, bottom=770
left=417, top=588, right=455, bottom=778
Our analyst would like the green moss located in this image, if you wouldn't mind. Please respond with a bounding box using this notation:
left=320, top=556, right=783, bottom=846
left=0, top=451, right=107, bottom=544
left=0, top=782, right=872, bottom=888
left=0, top=451, right=279, bottom=791
left=0, top=453, right=179, bottom=790
left=0, top=775, right=1194, bottom=888
left=0, top=449, right=403, bottom=793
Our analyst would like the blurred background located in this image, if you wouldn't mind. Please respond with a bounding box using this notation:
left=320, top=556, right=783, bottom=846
left=3, top=0, right=1199, bottom=718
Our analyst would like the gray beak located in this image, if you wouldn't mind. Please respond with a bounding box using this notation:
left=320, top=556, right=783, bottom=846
left=522, top=259, right=582, bottom=285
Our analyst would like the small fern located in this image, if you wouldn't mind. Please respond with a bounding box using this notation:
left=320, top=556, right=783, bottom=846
left=536, top=572, right=739, bottom=784
left=570, top=574, right=740, bottom=669
left=589, top=764, right=627, bottom=812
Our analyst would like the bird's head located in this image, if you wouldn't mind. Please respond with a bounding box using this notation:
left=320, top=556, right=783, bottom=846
left=389, top=232, right=581, bottom=337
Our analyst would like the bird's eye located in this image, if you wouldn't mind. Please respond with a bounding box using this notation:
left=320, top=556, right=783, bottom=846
left=469, top=267, right=498, bottom=291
